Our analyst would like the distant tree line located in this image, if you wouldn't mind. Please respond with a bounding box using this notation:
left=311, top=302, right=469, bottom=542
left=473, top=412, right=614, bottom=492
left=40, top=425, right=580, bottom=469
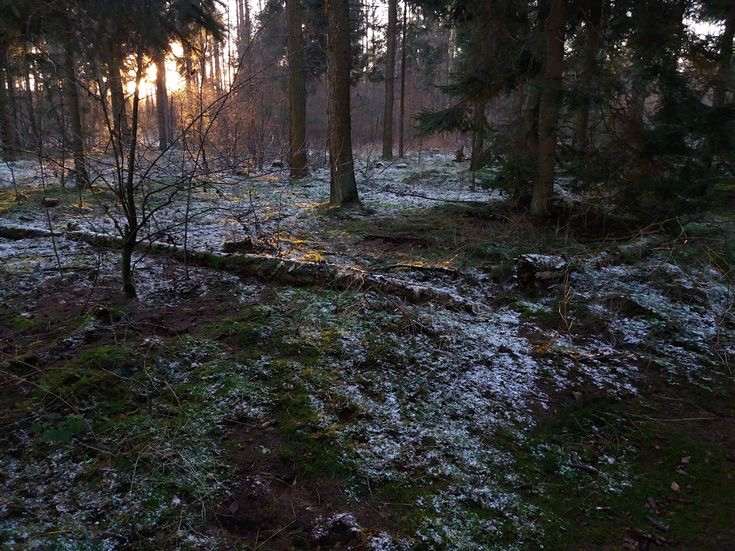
left=0, top=0, right=733, bottom=216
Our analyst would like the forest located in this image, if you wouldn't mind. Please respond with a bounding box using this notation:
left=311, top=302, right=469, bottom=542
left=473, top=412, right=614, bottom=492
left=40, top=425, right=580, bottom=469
left=0, top=0, right=734, bottom=548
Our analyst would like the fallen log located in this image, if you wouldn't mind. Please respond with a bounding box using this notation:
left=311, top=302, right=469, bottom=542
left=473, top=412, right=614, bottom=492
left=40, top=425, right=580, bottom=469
left=0, top=224, right=476, bottom=311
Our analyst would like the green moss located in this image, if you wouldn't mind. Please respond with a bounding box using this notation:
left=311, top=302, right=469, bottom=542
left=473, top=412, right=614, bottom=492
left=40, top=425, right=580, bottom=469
left=198, top=305, right=272, bottom=352
left=33, top=345, right=138, bottom=405
left=510, top=390, right=735, bottom=548
left=31, top=414, right=88, bottom=444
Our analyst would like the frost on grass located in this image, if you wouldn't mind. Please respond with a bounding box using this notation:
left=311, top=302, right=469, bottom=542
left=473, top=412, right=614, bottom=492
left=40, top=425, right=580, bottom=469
left=264, top=289, right=549, bottom=547
left=1, top=153, right=498, bottom=264
left=0, top=336, right=273, bottom=549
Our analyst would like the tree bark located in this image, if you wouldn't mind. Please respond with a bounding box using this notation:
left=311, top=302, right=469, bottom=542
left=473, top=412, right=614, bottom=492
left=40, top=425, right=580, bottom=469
left=121, top=49, right=144, bottom=299
left=107, top=48, right=130, bottom=144
left=23, top=46, right=39, bottom=149
left=0, top=46, right=18, bottom=161
left=62, top=41, right=89, bottom=187
left=530, top=0, right=566, bottom=217
left=382, top=0, right=398, bottom=159
left=326, top=0, right=359, bottom=205
left=398, top=2, right=408, bottom=157
left=287, top=0, right=308, bottom=178
left=213, top=39, right=223, bottom=95
left=470, top=98, right=486, bottom=172
left=697, top=0, right=735, bottom=184
left=572, top=1, right=602, bottom=151
left=154, top=52, right=170, bottom=151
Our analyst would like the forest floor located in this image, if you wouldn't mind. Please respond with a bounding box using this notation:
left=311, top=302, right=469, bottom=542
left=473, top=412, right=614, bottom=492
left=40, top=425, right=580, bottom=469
left=1, top=153, right=734, bottom=550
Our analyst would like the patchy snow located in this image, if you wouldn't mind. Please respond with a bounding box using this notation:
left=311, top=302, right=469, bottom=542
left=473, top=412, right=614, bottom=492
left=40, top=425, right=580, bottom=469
left=2, top=154, right=733, bottom=548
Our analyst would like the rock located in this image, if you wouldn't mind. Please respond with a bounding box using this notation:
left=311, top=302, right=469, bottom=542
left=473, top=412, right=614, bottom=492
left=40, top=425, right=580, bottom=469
left=310, top=513, right=360, bottom=546
left=395, top=163, right=409, bottom=169
left=271, top=160, right=285, bottom=169
left=515, top=254, right=568, bottom=287
left=222, top=238, right=256, bottom=254
left=43, top=197, right=60, bottom=208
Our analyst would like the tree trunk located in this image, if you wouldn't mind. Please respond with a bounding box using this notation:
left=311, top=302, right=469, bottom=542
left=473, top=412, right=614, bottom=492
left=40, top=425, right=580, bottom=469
left=701, top=0, right=735, bottom=175
left=200, top=33, right=208, bottom=88
left=470, top=98, right=486, bottom=172
left=155, top=51, right=170, bottom=151
left=108, top=48, right=130, bottom=144
left=121, top=49, right=144, bottom=299
left=382, top=0, right=398, bottom=159
left=572, top=2, right=602, bottom=151
left=713, top=1, right=735, bottom=110
left=62, top=41, right=89, bottom=187
left=326, top=0, right=359, bottom=205
left=398, top=2, right=408, bottom=157
left=213, top=39, right=223, bottom=95
left=6, top=66, right=21, bottom=150
left=0, top=46, right=18, bottom=161
left=23, top=47, right=39, bottom=149
left=287, top=0, right=308, bottom=178
left=121, top=243, right=136, bottom=298
left=530, top=0, right=566, bottom=217
left=184, top=44, right=194, bottom=92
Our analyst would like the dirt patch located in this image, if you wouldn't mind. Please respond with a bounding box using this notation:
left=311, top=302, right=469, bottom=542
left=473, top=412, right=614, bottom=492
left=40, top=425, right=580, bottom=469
left=217, top=425, right=392, bottom=549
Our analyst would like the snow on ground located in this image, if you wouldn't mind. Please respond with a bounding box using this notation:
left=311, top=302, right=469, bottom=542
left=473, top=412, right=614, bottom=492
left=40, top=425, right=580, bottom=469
left=1, top=153, right=733, bottom=548
left=1, top=153, right=501, bottom=261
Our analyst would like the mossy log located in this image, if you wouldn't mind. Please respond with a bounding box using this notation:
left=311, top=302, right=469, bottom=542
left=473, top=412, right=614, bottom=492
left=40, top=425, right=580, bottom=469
left=0, top=224, right=475, bottom=310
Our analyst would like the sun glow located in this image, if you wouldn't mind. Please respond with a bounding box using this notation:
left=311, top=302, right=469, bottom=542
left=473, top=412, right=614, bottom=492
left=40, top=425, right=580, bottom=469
left=126, top=42, right=186, bottom=98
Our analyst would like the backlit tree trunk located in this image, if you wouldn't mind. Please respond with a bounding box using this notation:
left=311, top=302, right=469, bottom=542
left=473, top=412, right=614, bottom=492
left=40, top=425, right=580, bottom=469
left=155, top=51, right=170, bottom=151
left=382, top=0, right=398, bottom=159
left=62, top=41, right=89, bottom=186
left=108, top=48, right=130, bottom=143
left=530, top=0, right=566, bottom=216
left=326, top=0, right=359, bottom=205
left=287, top=0, right=308, bottom=178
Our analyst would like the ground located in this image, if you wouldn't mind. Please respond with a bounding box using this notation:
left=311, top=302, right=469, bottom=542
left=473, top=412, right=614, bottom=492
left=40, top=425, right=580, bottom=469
left=0, top=153, right=734, bottom=550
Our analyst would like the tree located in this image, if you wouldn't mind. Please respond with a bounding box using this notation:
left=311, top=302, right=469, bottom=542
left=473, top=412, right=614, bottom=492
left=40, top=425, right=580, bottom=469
left=398, top=2, right=408, bottom=157
left=572, top=0, right=603, bottom=151
left=325, top=0, right=359, bottom=205
left=287, top=0, right=308, bottom=178
left=382, top=0, right=398, bottom=159
left=0, top=42, right=18, bottom=161
left=154, top=50, right=170, bottom=151
left=530, top=0, right=566, bottom=216
left=61, top=34, right=89, bottom=186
